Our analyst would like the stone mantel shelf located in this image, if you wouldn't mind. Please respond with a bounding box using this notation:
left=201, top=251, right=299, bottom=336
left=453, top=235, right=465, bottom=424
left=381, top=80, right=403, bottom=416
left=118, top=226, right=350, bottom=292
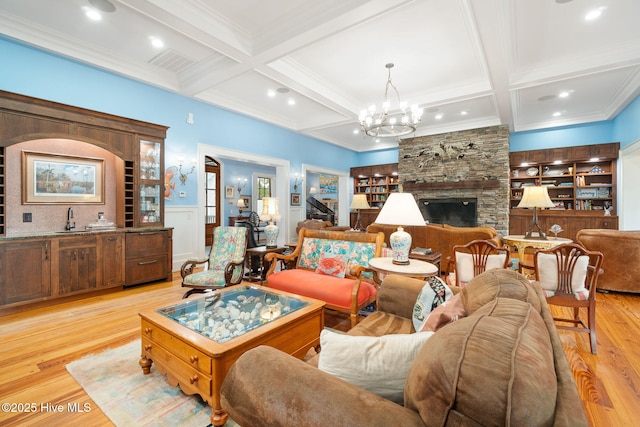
left=403, top=179, right=500, bottom=191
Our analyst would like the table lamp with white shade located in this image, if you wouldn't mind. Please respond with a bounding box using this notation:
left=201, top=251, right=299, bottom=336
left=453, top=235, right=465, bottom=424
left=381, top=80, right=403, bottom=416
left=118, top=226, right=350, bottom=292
left=236, top=198, right=247, bottom=214
left=517, top=185, right=555, bottom=240
left=350, top=194, right=370, bottom=231
left=374, top=192, right=426, bottom=265
left=260, top=197, right=281, bottom=248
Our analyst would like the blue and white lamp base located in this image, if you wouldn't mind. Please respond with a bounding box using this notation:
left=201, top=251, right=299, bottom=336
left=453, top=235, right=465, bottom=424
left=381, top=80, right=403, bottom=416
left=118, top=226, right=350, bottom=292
left=265, top=222, right=279, bottom=248
left=390, top=226, right=412, bottom=265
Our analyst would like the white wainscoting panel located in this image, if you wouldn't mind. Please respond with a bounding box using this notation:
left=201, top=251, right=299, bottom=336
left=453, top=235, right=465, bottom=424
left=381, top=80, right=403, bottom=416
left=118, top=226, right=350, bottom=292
left=289, top=207, right=305, bottom=242
left=165, top=206, right=200, bottom=272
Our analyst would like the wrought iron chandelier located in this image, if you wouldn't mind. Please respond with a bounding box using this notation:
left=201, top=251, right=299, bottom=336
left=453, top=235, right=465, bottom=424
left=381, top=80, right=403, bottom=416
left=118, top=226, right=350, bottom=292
left=359, top=63, right=423, bottom=138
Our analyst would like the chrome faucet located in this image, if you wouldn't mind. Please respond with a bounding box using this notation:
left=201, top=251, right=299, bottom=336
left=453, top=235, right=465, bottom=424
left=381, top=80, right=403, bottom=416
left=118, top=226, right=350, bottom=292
left=65, top=207, right=76, bottom=231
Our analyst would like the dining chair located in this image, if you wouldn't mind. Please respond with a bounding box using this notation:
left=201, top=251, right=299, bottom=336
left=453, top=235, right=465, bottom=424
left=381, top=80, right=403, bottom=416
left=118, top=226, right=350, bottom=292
left=445, top=239, right=510, bottom=288
left=534, top=243, right=604, bottom=354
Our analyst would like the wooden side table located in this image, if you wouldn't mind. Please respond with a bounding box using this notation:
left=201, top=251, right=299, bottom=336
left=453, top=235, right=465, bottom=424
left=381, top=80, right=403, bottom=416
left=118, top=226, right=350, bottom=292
left=245, top=246, right=286, bottom=283
left=369, top=257, right=439, bottom=285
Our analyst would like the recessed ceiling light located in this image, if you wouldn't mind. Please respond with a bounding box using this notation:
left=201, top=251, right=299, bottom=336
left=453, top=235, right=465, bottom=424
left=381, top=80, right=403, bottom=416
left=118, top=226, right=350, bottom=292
left=585, top=7, right=606, bottom=21
left=83, top=7, right=102, bottom=21
left=558, top=91, right=570, bottom=98
left=353, top=129, right=360, bottom=134
left=460, top=110, right=468, bottom=116
left=267, top=89, right=276, bottom=97
left=552, top=111, right=562, bottom=117
left=277, top=87, right=290, bottom=94
left=435, top=113, right=443, bottom=120
left=287, top=98, right=295, bottom=106
left=538, top=95, right=557, bottom=102
left=149, top=36, right=164, bottom=48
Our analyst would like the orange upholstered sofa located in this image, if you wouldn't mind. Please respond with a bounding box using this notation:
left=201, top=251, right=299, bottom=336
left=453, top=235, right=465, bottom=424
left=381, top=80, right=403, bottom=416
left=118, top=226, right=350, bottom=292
left=264, top=228, right=384, bottom=326
left=366, top=223, right=502, bottom=271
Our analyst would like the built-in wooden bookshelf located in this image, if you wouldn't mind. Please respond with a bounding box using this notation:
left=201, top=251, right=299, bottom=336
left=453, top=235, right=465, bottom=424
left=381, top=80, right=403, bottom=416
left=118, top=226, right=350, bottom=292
left=509, top=143, right=619, bottom=240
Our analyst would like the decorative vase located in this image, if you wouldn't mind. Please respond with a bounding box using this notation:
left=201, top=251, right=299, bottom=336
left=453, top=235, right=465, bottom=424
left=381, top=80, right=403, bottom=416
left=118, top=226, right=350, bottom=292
left=264, top=221, right=279, bottom=248
left=390, top=226, right=412, bottom=265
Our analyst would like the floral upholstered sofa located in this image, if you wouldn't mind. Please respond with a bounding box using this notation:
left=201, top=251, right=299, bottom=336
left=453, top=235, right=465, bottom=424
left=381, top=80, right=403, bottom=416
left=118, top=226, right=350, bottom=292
left=264, top=228, right=384, bottom=327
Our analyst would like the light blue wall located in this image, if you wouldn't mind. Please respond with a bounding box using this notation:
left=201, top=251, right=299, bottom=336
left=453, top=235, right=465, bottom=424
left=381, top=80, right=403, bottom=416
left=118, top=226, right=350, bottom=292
left=509, top=121, right=615, bottom=152
left=613, top=95, right=640, bottom=147
left=0, top=37, right=359, bottom=208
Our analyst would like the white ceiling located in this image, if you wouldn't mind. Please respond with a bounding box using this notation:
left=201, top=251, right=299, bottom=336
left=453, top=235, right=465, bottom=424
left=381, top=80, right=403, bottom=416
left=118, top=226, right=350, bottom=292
left=2, top=0, right=639, bottom=152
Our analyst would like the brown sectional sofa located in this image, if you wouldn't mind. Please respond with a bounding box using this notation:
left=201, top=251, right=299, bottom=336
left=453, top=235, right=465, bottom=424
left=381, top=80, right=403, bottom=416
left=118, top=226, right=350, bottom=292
left=576, top=229, right=640, bottom=293
left=367, top=223, right=503, bottom=269
left=220, top=269, right=586, bottom=426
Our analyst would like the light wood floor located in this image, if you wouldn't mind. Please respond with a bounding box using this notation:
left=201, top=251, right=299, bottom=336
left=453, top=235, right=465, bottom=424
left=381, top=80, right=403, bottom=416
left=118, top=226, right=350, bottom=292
left=1, top=273, right=639, bottom=426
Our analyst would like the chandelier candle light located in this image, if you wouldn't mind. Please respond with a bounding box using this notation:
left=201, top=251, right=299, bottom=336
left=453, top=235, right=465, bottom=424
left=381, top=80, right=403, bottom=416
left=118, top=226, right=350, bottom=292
left=517, top=185, right=555, bottom=240
left=374, top=192, right=426, bottom=265
left=260, top=197, right=281, bottom=248
left=350, top=194, right=371, bottom=231
left=359, top=63, right=423, bottom=138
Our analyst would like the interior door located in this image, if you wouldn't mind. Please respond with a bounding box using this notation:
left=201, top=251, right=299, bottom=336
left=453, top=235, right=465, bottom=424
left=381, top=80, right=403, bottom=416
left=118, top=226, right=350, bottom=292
left=205, top=157, right=221, bottom=246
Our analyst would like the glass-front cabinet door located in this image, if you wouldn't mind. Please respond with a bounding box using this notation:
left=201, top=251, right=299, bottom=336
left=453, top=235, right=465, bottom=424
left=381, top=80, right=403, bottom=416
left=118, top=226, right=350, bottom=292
left=139, top=140, right=162, bottom=225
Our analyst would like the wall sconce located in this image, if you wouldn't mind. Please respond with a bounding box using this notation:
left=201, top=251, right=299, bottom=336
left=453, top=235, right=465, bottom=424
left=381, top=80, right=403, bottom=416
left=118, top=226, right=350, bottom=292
left=293, top=173, right=304, bottom=191
left=237, top=178, right=248, bottom=194
left=177, top=156, right=196, bottom=185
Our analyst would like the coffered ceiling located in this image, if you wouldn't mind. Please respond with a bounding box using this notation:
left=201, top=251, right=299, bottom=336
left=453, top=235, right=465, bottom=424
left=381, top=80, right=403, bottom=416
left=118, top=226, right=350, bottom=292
left=2, top=0, right=639, bottom=152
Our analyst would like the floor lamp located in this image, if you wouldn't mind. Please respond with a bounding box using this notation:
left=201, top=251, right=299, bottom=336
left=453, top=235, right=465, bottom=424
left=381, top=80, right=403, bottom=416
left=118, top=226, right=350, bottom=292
left=350, top=194, right=370, bottom=231
left=517, top=185, right=555, bottom=240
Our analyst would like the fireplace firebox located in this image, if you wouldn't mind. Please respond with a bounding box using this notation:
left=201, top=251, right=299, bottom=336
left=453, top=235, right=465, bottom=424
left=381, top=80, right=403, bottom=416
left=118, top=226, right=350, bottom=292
left=419, top=198, right=477, bottom=227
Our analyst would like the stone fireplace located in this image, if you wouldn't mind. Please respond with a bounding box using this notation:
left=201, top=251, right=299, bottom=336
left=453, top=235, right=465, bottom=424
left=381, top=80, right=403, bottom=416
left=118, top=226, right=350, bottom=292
left=399, top=125, right=510, bottom=236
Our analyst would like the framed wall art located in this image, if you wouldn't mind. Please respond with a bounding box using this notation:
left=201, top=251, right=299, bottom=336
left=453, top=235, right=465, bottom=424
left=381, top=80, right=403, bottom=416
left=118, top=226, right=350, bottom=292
left=291, top=193, right=301, bottom=206
left=225, top=185, right=235, bottom=199
left=22, top=151, right=104, bottom=204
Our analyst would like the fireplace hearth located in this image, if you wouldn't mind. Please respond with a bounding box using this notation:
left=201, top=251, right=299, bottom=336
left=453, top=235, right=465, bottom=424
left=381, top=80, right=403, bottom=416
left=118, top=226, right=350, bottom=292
left=419, top=198, right=477, bottom=227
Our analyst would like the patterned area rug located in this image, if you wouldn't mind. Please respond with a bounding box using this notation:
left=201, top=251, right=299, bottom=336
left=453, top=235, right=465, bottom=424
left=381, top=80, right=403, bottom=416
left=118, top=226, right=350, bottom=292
left=66, top=340, right=238, bottom=427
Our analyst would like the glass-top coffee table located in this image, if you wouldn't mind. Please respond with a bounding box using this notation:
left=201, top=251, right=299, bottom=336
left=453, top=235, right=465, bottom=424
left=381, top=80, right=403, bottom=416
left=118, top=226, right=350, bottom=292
left=139, top=284, right=325, bottom=426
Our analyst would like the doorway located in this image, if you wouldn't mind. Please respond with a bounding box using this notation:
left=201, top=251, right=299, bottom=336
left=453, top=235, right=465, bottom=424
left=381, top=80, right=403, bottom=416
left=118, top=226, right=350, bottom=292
left=204, top=156, right=221, bottom=246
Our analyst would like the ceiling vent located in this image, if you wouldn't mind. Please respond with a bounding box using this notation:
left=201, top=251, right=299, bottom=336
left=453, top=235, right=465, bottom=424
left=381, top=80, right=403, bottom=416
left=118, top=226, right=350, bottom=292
left=148, top=49, right=194, bottom=74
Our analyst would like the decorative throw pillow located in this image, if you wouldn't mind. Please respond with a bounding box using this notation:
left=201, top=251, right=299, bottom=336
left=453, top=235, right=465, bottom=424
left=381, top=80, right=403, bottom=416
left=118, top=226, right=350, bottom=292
left=420, top=293, right=466, bottom=332
left=318, top=329, right=434, bottom=404
left=315, top=253, right=348, bottom=278
left=537, top=253, right=589, bottom=299
left=455, top=252, right=507, bottom=284
left=412, top=276, right=453, bottom=331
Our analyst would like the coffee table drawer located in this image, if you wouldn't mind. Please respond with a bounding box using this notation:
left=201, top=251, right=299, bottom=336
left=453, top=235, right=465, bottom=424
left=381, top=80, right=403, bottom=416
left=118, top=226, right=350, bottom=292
left=142, top=337, right=212, bottom=399
left=142, top=320, right=212, bottom=374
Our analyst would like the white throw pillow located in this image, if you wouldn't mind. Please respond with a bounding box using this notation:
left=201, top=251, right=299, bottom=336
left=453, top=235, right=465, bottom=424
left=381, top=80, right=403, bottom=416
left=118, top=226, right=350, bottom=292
left=537, top=253, right=589, bottom=298
left=412, top=276, right=453, bottom=331
left=318, top=329, right=434, bottom=404
left=455, top=252, right=507, bottom=283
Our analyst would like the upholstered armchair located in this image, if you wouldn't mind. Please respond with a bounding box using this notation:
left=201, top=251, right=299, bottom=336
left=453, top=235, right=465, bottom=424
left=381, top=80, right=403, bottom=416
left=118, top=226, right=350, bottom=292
left=180, top=226, right=248, bottom=298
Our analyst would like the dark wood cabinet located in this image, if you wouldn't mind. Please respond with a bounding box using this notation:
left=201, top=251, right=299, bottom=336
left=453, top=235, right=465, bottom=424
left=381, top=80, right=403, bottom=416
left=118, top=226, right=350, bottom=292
left=125, top=230, right=171, bottom=286
left=0, top=90, right=168, bottom=234
left=100, top=234, right=125, bottom=288
left=57, top=236, right=98, bottom=295
left=0, top=240, right=51, bottom=305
